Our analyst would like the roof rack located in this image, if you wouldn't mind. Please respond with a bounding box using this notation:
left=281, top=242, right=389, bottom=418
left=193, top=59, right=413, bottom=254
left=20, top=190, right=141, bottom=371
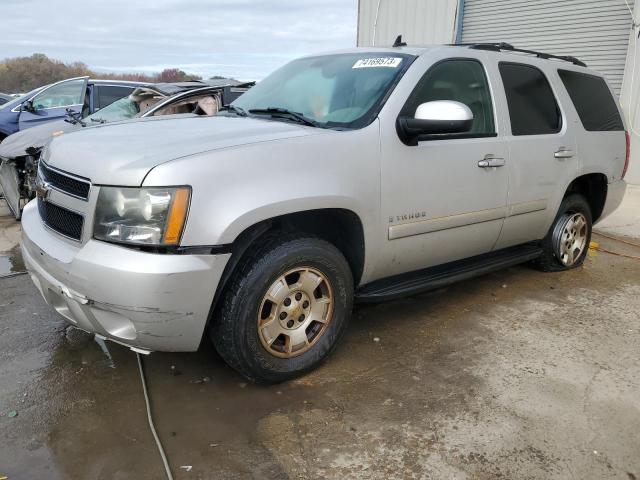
left=459, top=42, right=587, bottom=68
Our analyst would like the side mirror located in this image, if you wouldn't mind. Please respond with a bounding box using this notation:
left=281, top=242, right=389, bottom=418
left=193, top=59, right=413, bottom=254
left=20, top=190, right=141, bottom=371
left=22, top=99, right=36, bottom=113
left=397, top=100, right=474, bottom=145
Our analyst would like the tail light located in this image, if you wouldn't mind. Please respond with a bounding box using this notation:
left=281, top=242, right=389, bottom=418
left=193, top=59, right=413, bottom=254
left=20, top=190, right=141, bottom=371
left=622, top=131, right=631, bottom=179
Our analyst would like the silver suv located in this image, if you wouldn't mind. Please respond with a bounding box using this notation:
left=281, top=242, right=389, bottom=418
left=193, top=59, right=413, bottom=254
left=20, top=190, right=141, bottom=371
left=20, top=44, right=628, bottom=382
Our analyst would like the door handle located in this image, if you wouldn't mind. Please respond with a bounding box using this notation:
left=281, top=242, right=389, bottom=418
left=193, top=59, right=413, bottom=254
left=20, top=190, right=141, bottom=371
left=478, top=155, right=505, bottom=168
left=554, top=148, right=574, bottom=159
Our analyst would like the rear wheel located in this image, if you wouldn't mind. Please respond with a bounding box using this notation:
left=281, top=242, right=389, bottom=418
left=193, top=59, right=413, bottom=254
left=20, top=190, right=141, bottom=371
left=535, top=194, right=592, bottom=271
left=211, top=233, right=353, bottom=383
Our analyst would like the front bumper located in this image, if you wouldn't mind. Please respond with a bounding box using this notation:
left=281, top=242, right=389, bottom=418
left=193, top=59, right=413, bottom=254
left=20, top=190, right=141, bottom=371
left=21, top=200, right=231, bottom=352
left=0, top=157, right=21, bottom=219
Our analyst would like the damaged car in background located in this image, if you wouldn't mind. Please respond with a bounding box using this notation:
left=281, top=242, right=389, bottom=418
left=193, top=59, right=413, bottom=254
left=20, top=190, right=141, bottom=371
left=0, top=80, right=252, bottom=218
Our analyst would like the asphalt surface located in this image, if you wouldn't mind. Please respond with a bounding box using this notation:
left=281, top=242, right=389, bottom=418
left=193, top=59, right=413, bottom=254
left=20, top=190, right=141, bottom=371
left=0, top=218, right=639, bottom=479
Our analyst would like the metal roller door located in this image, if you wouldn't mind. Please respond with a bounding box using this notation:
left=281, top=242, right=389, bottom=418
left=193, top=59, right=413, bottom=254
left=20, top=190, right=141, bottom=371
left=460, top=0, right=633, bottom=95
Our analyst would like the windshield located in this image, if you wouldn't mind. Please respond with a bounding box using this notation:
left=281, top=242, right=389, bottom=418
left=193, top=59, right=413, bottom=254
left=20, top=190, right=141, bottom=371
left=85, top=95, right=141, bottom=123
left=231, top=52, right=414, bottom=129
left=85, top=88, right=166, bottom=123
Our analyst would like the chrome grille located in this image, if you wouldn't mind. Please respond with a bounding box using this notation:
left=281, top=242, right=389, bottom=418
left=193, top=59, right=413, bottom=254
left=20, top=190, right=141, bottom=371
left=39, top=162, right=91, bottom=200
left=37, top=197, right=84, bottom=241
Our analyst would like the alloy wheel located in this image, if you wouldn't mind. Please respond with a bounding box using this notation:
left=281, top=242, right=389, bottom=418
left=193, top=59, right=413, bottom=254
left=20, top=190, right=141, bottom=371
left=257, top=267, right=334, bottom=358
left=553, top=212, right=588, bottom=266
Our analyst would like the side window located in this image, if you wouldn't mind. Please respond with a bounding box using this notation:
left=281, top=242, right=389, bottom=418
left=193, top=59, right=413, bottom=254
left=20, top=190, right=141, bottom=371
left=499, top=63, right=561, bottom=136
left=32, top=79, right=85, bottom=110
left=402, top=59, right=495, bottom=136
left=558, top=70, right=624, bottom=131
left=97, top=86, right=134, bottom=110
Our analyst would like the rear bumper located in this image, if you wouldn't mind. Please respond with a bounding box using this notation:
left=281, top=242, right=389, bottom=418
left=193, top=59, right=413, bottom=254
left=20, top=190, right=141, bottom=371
left=21, top=200, right=230, bottom=352
left=597, top=179, right=627, bottom=224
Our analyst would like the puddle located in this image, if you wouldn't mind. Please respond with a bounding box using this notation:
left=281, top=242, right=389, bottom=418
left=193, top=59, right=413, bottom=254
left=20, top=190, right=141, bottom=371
left=0, top=245, right=26, bottom=276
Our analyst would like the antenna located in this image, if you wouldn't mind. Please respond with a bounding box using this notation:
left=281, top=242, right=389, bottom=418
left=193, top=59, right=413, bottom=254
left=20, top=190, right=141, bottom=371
left=393, top=35, right=407, bottom=48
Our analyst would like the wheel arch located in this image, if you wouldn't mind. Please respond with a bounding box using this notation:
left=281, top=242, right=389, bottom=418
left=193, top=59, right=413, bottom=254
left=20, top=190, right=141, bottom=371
left=564, top=173, right=608, bottom=222
left=202, top=208, right=366, bottom=338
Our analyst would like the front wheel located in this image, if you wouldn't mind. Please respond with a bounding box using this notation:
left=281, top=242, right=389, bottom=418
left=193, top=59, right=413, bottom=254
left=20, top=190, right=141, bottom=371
left=211, top=234, right=353, bottom=383
left=535, top=193, right=592, bottom=271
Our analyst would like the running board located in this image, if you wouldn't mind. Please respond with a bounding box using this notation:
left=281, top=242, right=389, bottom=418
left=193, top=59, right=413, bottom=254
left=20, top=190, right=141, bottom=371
left=355, top=244, right=543, bottom=303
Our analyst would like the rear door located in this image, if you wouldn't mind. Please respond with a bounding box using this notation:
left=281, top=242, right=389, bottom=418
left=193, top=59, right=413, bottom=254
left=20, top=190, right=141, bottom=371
left=18, top=77, right=88, bottom=130
left=491, top=60, right=578, bottom=249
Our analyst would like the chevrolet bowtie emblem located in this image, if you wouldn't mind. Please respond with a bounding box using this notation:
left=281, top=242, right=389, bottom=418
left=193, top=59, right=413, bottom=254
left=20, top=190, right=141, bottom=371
left=36, top=180, right=52, bottom=200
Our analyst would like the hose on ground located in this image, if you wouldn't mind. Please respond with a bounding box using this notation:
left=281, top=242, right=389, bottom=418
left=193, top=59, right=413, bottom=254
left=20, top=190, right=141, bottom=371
left=137, top=353, right=174, bottom=480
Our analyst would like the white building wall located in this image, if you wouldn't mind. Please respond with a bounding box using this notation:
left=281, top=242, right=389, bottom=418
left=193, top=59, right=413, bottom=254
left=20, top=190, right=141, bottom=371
left=461, top=0, right=632, bottom=97
left=620, top=0, right=640, bottom=185
left=357, top=0, right=459, bottom=47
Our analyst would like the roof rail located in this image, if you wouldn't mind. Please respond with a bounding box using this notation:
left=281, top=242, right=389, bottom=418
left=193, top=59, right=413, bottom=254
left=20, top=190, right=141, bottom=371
left=459, top=42, right=587, bottom=68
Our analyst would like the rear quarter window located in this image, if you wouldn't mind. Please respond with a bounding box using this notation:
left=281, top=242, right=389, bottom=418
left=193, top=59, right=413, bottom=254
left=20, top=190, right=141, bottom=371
left=558, top=70, right=624, bottom=131
left=499, top=62, right=561, bottom=136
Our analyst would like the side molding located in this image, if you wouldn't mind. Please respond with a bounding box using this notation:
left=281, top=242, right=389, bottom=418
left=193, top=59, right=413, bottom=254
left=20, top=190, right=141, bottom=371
left=389, top=199, right=547, bottom=240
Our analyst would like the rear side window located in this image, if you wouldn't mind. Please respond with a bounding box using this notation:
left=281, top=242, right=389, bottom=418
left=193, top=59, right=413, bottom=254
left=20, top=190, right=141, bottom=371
left=499, top=63, right=561, bottom=136
left=558, top=70, right=624, bottom=131
left=97, top=86, right=134, bottom=110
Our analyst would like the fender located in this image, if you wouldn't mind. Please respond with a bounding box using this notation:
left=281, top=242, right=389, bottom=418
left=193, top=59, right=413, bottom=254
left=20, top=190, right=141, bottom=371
left=143, top=122, right=383, bottom=251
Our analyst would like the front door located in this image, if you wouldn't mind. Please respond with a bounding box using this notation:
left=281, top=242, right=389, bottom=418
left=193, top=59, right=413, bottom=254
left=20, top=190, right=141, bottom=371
left=18, top=77, right=88, bottom=131
left=378, top=57, right=509, bottom=279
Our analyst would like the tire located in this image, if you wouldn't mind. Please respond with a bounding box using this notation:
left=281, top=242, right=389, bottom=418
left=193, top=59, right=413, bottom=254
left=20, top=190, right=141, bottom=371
left=210, top=233, right=354, bottom=383
left=534, top=193, right=592, bottom=272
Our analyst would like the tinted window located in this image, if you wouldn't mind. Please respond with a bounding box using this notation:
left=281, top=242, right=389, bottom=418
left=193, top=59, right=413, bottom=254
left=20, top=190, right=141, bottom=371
left=499, top=63, right=561, bottom=136
left=97, top=86, right=134, bottom=109
left=402, top=59, right=495, bottom=135
left=558, top=70, right=624, bottom=131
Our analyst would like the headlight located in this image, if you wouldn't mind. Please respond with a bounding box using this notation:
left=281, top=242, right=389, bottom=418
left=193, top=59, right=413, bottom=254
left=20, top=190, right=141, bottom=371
left=94, top=186, right=191, bottom=246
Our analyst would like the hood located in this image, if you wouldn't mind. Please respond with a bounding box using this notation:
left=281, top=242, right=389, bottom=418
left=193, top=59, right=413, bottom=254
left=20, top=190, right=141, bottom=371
left=0, top=119, right=79, bottom=159
left=45, top=115, right=322, bottom=186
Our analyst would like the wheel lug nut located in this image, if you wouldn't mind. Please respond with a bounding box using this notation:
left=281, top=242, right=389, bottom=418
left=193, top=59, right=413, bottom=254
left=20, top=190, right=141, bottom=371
left=299, top=314, right=305, bottom=322
left=286, top=320, right=294, bottom=328
left=279, top=312, right=287, bottom=320
left=283, top=298, right=291, bottom=306
left=295, top=292, right=302, bottom=301
left=302, top=301, right=309, bottom=309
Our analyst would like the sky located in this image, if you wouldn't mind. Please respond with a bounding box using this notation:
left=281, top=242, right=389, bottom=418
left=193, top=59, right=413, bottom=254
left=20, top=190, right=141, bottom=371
left=0, top=0, right=359, bottom=81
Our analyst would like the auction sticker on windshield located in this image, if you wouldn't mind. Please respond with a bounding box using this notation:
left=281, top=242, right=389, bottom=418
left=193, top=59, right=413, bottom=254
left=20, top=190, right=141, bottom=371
left=352, top=57, right=403, bottom=69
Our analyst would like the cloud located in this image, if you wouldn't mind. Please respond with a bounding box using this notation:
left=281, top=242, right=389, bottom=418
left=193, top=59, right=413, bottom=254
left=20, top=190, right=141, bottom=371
left=0, top=0, right=358, bottom=80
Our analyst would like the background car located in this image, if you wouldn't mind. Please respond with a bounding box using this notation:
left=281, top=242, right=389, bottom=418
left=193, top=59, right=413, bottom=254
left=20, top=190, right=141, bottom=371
left=0, top=80, right=252, bottom=218
left=0, top=93, right=14, bottom=106
left=0, top=77, right=150, bottom=142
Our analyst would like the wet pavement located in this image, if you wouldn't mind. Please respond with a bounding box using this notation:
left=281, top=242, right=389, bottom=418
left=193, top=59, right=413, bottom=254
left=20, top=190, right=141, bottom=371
left=0, top=217, right=639, bottom=479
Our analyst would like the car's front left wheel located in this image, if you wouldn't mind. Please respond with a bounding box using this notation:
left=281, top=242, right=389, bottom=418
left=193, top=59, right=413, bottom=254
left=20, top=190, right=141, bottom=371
left=211, top=233, right=353, bottom=383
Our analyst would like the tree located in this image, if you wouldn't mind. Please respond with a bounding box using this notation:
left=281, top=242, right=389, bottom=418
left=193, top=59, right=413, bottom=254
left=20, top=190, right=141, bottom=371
left=0, top=54, right=203, bottom=93
left=156, top=68, right=201, bottom=83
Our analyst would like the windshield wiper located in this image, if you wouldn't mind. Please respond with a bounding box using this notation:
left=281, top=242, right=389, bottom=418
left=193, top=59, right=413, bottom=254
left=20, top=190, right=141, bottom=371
left=220, top=105, right=247, bottom=117
left=90, top=117, right=106, bottom=124
left=64, top=108, right=86, bottom=127
left=248, top=108, right=319, bottom=128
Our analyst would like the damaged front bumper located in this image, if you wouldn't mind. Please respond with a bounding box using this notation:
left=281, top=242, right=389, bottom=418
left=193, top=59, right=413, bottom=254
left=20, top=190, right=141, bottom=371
left=21, top=200, right=230, bottom=352
left=0, top=157, right=22, bottom=218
